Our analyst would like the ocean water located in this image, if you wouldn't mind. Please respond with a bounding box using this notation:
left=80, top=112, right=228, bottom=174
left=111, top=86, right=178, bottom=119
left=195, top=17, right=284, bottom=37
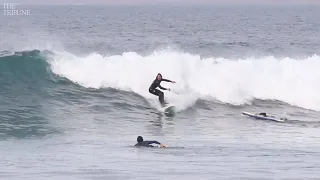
left=1, top=4, right=320, bottom=180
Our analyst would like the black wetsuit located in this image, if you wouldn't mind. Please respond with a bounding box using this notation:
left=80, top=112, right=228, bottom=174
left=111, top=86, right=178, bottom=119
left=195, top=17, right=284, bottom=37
left=149, top=78, right=172, bottom=106
left=134, top=140, right=161, bottom=147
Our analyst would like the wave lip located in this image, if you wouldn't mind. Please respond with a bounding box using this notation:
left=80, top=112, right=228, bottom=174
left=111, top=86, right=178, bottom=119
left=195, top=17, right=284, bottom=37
left=48, top=49, right=320, bottom=112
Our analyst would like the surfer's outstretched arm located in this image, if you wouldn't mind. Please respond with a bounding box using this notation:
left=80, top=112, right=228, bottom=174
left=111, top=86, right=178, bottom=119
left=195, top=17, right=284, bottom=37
left=146, top=141, right=167, bottom=148
left=145, top=140, right=161, bottom=145
left=162, top=78, right=176, bottom=83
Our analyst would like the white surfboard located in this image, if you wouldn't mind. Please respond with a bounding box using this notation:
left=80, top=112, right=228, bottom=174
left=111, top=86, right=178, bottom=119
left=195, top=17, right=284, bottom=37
left=242, top=111, right=287, bottom=122
left=162, top=104, right=176, bottom=117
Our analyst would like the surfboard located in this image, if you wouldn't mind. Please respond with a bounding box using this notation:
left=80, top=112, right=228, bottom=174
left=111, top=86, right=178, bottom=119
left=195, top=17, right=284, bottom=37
left=163, top=105, right=176, bottom=117
left=242, top=111, right=286, bottom=122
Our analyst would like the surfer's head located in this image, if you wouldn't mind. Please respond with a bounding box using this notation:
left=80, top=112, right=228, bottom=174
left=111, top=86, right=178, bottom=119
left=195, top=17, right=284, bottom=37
left=157, top=73, right=162, bottom=80
left=137, top=136, right=143, bottom=143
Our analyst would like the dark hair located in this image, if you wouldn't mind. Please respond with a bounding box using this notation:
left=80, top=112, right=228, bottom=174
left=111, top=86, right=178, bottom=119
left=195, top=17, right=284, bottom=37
left=137, top=136, right=143, bottom=142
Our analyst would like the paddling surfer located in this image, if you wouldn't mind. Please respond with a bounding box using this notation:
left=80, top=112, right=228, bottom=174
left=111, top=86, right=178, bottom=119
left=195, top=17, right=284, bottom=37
left=134, top=136, right=167, bottom=148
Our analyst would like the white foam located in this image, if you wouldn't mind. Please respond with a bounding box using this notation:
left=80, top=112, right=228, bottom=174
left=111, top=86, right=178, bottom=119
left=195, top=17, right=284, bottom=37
left=48, top=49, right=320, bottom=112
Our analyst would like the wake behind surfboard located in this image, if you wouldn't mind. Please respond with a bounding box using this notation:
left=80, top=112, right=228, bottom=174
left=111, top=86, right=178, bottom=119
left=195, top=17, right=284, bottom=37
left=242, top=111, right=287, bottom=122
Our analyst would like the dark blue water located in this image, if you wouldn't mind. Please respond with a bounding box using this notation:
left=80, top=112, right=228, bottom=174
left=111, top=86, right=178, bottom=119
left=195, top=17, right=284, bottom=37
left=1, top=4, right=320, bottom=180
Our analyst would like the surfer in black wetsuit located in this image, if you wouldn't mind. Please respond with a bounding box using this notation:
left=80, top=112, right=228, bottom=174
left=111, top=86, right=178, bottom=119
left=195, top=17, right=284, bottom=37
left=258, top=112, right=267, bottom=117
left=149, top=73, right=175, bottom=107
left=134, top=136, right=167, bottom=148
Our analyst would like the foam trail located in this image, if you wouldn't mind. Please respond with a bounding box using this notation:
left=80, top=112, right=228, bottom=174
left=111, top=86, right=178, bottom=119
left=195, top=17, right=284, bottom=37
left=48, top=50, right=320, bottom=112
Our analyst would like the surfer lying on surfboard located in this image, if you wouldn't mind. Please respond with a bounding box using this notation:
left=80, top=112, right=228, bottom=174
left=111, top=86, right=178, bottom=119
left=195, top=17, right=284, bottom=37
left=149, top=73, right=175, bottom=107
left=256, top=112, right=288, bottom=120
left=134, top=136, right=168, bottom=148
left=242, top=112, right=288, bottom=122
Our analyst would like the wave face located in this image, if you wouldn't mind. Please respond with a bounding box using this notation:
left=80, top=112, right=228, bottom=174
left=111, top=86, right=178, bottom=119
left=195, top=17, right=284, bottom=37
left=49, top=49, right=320, bottom=111
left=0, top=50, right=53, bottom=90
left=1, top=49, right=319, bottom=112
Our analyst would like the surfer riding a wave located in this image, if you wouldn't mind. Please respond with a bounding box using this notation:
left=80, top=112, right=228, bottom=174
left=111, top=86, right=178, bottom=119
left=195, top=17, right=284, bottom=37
left=149, top=73, right=175, bottom=107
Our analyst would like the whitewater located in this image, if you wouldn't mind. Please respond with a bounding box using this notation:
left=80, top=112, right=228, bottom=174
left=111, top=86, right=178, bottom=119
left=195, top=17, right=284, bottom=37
left=49, top=50, right=320, bottom=112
